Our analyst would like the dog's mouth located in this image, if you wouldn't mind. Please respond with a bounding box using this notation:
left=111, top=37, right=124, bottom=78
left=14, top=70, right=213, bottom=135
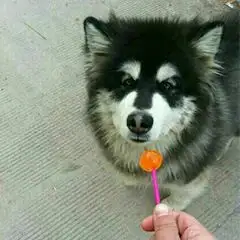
left=128, top=133, right=149, bottom=143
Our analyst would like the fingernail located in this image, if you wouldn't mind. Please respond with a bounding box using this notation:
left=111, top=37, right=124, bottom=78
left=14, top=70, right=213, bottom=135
left=154, top=204, right=169, bottom=216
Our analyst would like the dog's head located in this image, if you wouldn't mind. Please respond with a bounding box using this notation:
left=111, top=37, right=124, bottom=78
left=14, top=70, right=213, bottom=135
left=83, top=13, right=223, bottom=144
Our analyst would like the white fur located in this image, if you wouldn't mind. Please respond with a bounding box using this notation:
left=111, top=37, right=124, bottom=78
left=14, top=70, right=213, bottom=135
left=194, top=26, right=224, bottom=76
left=156, top=63, right=179, bottom=82
left=146, top=93, right=184, bottom=138
left=84, top=22, right=110, bottom=79
left=95, top=89, right=196, bottom=173
left=85, top=23, right=110, bottom=54
left=112, top=91, right=138, bottom=140
left=194, top=26, right=223, bottom=58
left=119, top=61, right=141, bottom=80
left=112, top=91, right=196, bottom=143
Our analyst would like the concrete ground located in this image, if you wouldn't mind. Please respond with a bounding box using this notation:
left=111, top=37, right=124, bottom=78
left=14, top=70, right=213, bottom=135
left=0, top=0, right=239, bottom=239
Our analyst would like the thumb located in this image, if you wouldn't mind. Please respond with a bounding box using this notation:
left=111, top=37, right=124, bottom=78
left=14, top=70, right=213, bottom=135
left=153, top=204, right=180, bottom=240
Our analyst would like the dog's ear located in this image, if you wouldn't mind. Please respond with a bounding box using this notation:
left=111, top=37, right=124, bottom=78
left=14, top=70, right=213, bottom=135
left=83, top=16, right=112, bottom=55
left=192, top=21, right=223, bottom=58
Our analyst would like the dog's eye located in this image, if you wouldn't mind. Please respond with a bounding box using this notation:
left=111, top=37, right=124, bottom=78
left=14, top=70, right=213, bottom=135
left=162, top=81, right=173, bottom=90
left=161, top=76, right=181, bottom=90
left=121, top=74, right=136, bottom=87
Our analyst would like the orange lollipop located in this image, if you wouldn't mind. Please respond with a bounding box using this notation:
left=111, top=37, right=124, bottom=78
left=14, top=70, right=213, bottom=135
left=139, top=150, right=163, bottom=204
left=139, top=150, right=163, bottom=172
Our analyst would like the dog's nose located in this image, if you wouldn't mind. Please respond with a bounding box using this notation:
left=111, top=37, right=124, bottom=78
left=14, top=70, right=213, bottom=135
left=127, top=112, right=153, bottom=134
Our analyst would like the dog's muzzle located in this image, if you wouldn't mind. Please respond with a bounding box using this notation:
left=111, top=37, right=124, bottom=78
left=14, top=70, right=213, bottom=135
left=127, top=111, right=153, bottom=142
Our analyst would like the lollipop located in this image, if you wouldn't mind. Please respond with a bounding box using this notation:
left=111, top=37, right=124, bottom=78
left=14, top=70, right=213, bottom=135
left=139, top=150, right=163, bottom=204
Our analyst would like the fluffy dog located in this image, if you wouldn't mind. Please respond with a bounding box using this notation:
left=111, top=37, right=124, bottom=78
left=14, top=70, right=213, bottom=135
left=83, top=11, right=239, bottom=210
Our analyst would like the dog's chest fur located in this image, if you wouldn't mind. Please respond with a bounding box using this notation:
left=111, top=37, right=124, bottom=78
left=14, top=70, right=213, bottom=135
left=103, top=127, right=211, bottom=184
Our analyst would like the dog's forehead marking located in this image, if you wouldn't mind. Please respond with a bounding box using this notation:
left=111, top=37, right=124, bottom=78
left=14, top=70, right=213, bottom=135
left=119, top=61, right=141, bottom=80
left=156, top=63, right=179, bottom=82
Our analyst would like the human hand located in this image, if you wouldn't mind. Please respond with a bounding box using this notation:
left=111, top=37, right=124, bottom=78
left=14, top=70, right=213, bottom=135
left=141, top=204, right=215, bottom=240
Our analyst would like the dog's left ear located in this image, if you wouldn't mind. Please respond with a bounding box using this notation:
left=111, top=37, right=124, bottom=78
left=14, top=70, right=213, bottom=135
left=192, top=21, right=224, bottom=58
left=83, top=16, right=112, bottom=55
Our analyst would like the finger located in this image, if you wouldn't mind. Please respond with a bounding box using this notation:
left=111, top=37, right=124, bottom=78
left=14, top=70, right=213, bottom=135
left=153, top=204, right=180, bottom=240
left=141, top=215, right=154, bottom=232
left=143, top=208, right=208, bottom=235
left=141, top=209, right=179, bottom=232
left=141, top=206, right=214, bottom=239
left=176, top=212, right=214, bottom=240
left=176, top=211, right=203, bottom=234
left=149, top=234, right=155, bottom=240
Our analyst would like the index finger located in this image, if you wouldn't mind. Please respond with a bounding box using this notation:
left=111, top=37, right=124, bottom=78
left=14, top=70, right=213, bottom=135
left=141, top=215, right=153, bottom=232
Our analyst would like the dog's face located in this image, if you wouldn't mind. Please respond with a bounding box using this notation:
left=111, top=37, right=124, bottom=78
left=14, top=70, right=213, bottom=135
left=83, top=15, right=223, bottom=144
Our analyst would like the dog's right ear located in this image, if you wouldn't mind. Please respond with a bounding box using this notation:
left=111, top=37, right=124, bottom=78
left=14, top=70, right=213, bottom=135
left=83, top=17, right=112, bottom=55
left=191, top=21, right=224, bottom=59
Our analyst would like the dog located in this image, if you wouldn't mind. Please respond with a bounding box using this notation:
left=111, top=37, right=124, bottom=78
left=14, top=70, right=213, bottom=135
left=83, top=11, right=240, bottom=210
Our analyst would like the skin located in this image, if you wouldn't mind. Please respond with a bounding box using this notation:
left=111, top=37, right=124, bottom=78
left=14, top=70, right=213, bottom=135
left=141, top=204, right=215, bottom=240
